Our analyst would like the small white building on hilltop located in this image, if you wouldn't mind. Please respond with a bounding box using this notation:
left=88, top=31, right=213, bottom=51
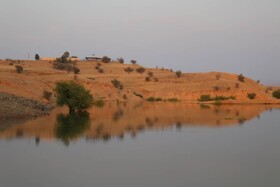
left=85, top=56, right=102, bottom=61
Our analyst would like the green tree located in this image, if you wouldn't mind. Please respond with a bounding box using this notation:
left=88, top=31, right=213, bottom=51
left=124, top=67, right=134, bottom=74
left=117, top=57, right=124, bottom=64
left=272, top=89, right=280, bottom=99
left=35, top=54, right=40, bottom=60
left=238, top=74, right=245, bottom=82
left=136, top=67, right=146, bottom=74
left=55, top=81, right=93, bottom=113
left=247, top=93, right=256, bottom=100
left=130, top=60, right=137, bottom=64
left=101, top=56, right=111, bottom=63
left=176, top=71, right=182, bottom=78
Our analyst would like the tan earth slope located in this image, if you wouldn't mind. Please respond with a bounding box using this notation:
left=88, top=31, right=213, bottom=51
left=0, top=59, right=279, bottom=104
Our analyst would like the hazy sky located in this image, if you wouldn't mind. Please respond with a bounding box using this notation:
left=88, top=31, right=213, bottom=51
left=0, top=0, right=279, bottom=83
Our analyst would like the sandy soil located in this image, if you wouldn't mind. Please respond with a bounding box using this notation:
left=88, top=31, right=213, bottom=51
left=0, top=59, right=279, bottom=104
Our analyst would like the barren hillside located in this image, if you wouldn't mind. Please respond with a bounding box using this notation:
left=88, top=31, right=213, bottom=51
left=0, top=59, right=279, bottom=104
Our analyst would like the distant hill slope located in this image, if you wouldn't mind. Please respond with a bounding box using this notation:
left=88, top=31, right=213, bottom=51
left=0, top=60, right=279, bottom=104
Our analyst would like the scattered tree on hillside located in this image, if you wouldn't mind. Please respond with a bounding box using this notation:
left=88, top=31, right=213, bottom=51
left=124, top=67, right=134, bottom=74
left=247, top=93, right=256, bottom=100
left=101, top=56, right=111, bottom=63
left=130, top=60, right=137, bottom=65
left=136, top=67, right=146, bottom=74
left=15, top=65, right=23, bottom=73
left=176, top=71, right=182, bottom=78
left=238, top=74, right=245, bottom=82
left=55, top=81, right=93, bottom=113
left=117, top=58, right=124, bottom=64
left=35, top=54, right=40, bottom=61
left=111, top=79, right=123, bottom=90
left=216, top=73, right=221, bottom=80
left=147, top=71, right=153, bottom=77
left=72, top=66, right=80, bottom=74
left=272, top=89, right=280, bottom=99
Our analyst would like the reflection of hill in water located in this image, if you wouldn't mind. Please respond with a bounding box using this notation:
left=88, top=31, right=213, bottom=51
left=0, top=102, right=278, bottom=143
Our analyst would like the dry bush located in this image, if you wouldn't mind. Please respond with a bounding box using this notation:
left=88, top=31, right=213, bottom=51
left=136, top=67, right=145, bottom=74
left=15, top=65, right=23, bottom=73
left=124, top=67, right=134, bottom=74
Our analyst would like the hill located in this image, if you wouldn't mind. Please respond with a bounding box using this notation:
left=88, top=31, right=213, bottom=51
left=0, top=59, right=279, bottom=104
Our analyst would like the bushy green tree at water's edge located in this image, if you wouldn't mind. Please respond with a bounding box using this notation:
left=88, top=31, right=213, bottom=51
left=55, top=81, right=93, bottom=113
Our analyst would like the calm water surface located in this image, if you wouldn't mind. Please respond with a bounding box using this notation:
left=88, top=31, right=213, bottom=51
left=0, top=102, right=279, bottom=187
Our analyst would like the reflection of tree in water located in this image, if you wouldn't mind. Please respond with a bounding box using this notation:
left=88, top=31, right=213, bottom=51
left=112, top=108, right=124, bottom=121
left=55, top=111, right=90, bottom=146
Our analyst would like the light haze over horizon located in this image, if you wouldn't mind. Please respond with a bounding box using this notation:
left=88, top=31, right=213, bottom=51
left=0, top=0, right=279, bottom=84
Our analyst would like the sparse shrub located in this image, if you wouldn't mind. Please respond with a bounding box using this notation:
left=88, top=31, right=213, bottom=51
left=216, top=73, right=221, bottom=80
left=101, top=56, right=111, bottom=63
left=111, top=79, right=123, bottom=90
left=176, top=71, right=182, bottom=78
left=72, top=66, right=80, bottom=74
left=130, top=60, right=137, bottom=65
left=198, top=95, right=235, bottom=102
left=124, top=67, right=134, bottom=74
left=213, top=86, right=220, bottom=91
left=65, top=64, right=73, bottom=73
left=154, top=77, right=159, bottom=82
left=147, top=71, right=153, bottom=77
left=238, top=74, right=245, bottom=82
left=145, top=77, right=151, bottom=82
left=53, top=62, right=66, bottom=70
left=257, top=80, right=260, bottom=84
left=136, top=67, right=146, bottom=74
left=55, top=81, right=93, bottom=113
left=117, top=58, right=124, bottom=64
left=272, top=89, right=280, bottom=99
left=198, top=95, right=212, bottom=102
left=15, top=65, right=23, bottom=73
left=43, top=90, right=52, bottom=101
left=146, top=97, right=162, bottom=102
left=235, top=83, right=240, bottom=88
left=227, top=87, right=231, bottom=90
left=247, top=93, right=256, bottom=100
left=133, top=92, right=143, bottom=99
left=123, top=94, right=127, bottom=100
left=98, top=68, right=104, bottom=73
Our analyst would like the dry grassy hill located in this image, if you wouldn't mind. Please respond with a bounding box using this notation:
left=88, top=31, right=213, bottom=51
left=0, top=59, right=279, bottom=104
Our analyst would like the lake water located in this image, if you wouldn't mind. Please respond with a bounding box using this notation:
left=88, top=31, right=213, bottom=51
left=0, top=102, right=279, bottom=187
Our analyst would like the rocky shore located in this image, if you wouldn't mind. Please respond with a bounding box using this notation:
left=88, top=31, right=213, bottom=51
left=0, top=92, right=53, bottom=130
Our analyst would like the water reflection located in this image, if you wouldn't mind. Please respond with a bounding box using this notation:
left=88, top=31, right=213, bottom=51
left=0, top=102, right=279, bottom=145
left=55, top=111, right=90, bottom=146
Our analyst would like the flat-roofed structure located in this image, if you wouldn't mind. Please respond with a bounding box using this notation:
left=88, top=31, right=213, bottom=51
left=85, top=57, right=102, bottom=61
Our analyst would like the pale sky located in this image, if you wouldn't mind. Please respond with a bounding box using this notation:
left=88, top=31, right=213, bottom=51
left=0, top=0, right=279, bottom=84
